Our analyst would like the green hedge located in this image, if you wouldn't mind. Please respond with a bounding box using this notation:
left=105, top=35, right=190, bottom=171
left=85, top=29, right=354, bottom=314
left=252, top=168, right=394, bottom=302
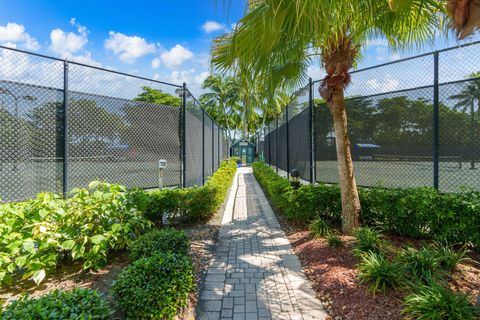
left=145, top=159, right=237, bottom=225
left=1, top=288, right=112, bottom=319
left=112, top=253, right=195, bottom=320
left=252, top=162, right=480, bottom=249
left=129, top=228, right=189, bottom=260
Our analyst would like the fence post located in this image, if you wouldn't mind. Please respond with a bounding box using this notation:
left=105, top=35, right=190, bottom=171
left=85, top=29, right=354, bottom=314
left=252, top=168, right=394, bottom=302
left=202, top=109, right=205, bottom=185
left=433, top=52, right=439, bottom=190
left=212, top=120, right=215, bottom=174
left=275, top=118, right=279, bottom=174
left=60, top=60, right=69, bottom=197
left=309, top=78, right=315, bottom=184
left=218, top=126, right=220, bottom=166
left=182, top=83, right=187, bottom=188
left=286, top=104, right=290, bottom=179
left=268, top=124, right=271, bottom=167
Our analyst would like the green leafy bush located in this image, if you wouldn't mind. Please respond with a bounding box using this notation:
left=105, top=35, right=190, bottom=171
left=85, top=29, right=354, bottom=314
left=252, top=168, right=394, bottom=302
left=353, top=227, right=384, bottom=256
left=326, top=233, right=343, bottom=249
left=1, top=288, right=111, bottom=319
left=308, top=218, right=332, bottom=238
left=252, top=162, right=480, bottom=250
left=146, top=159, right=237, bottom=225
left=402, top=282, right=480, bottom=320
left=112, top=253, right=195, bottom=320
left=399, top=246, right=440, bottom=283
left=129, top=228, right=189, bottom=261
left=432, top=243, right=469, bottom=273
left=358, top=252, right=405, bottom=294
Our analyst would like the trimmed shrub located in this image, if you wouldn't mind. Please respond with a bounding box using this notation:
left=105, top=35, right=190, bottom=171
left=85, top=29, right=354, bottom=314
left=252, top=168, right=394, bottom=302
left=309, top=218, right=332, bottom=238
left=353, top=227, right=384, bottom=256
left=129, top=228, right=189, bottom=261
left=358, top=252, right=405, bottom=294
left=1, top=288, right=111, bottom=319
left=145, top=159, right=237, bottom=225
left=402, top=281, right=480, bottom=320
left=112, top=253, right=195, bottom=320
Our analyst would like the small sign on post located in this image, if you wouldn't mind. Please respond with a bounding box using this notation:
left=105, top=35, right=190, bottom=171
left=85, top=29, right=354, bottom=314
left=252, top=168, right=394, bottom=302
left=158, top=159, right=167, bottom=189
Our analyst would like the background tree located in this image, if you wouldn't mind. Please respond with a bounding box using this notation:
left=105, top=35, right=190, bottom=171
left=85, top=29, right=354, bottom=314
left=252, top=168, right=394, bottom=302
left=134, top=86, right=182, bottom=107
left=212, top=0, right=443, bottom=233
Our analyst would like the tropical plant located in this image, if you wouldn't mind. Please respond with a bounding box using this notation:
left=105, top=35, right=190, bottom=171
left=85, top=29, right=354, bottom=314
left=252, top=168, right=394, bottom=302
left=212, top=0, right=443, bottom=234
left=308, top=218, right=332, bottom=238
left=399, top=246, right=441, bottom=283
left=353, top=227, right=385, bottom=256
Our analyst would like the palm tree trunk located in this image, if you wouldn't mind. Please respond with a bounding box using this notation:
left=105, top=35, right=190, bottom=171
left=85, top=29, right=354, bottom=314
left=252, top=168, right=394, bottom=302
left=328, top=85, right=361, bottom=234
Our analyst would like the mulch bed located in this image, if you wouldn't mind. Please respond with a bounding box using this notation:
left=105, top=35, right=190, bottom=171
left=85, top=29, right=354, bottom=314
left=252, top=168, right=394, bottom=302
left=273, top=209, right=480, bottom=320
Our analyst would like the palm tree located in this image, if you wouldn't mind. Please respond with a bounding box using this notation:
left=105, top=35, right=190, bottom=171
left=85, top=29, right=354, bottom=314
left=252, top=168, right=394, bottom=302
left=200, top=74, right=240, bottom=141
left=212, top=0, right=442, bottom=234
left=389, top=0, right=479, bottom=39
left=449, top=72, right=480, bottom=169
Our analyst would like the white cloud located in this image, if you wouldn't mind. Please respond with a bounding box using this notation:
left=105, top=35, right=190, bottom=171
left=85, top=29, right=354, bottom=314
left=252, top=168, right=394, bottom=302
left=0, top=22, right=39, bottom=51
left=202, top=20, right=226, bottom=34
left=151, top=57, right=161, bottom=68
left=160, top=44, right=193, bottom=69
left=159, top=68, right=209, bottom=95
left=366, top=74, right=399, bottom=92
left=105, top=31, right=156, bottom=64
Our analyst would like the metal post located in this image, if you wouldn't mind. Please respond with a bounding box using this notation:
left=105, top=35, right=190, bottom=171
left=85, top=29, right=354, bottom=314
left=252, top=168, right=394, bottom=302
left=309, top=78, right=315, bottom=184
left=275, top=118, right=279, bottom=174
left=470, top=98, right=476, bottom=170
left=286, top=104, right=290, bottom=179
left=182, top=83, right=187, bottom=188
left=62, top=60, right=69, bottom=197
left=202, top=109, right=205, bottom=185
left=212, top=121, right=215, bottom=174
left=268, top=125, right=271, bottom=167
left=433, top=52, right=439, bottom=189
left=218, top=126, right=220, bottom=166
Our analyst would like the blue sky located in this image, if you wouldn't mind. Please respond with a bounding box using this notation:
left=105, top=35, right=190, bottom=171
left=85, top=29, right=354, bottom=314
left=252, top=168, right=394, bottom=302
left=0, top=0, right=478, bottom=96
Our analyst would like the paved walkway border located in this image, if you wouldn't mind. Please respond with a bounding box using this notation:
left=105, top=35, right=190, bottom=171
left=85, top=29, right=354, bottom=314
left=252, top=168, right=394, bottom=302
left=196, top=168, right=327, bottom=320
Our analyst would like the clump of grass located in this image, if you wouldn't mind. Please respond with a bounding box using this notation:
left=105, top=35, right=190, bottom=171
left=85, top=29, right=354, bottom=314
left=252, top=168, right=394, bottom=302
left=402, top=281, right=480, bottom=320
left=398, top=246, right=440, bottom=283
left=353, top=227, right=384, bottom=256
left=358, top=251, right=405, bottom=294
left=308, top=218, right=332, bottom=238
left=431, top=242, right=469, bottom=273
left=326, top=233, right=343, bottom=249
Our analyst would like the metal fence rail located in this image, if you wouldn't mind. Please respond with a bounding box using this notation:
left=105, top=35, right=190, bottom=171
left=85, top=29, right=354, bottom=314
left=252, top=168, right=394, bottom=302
left=259, top=41, right=480, bottom=193
left=0, top=45, right=229, bottom=202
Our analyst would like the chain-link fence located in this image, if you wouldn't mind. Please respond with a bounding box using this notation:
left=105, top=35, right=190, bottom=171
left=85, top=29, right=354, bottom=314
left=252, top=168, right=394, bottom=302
left=260, top=41, right=480, bottom=193
left=0, top=46, right=229, bottom=202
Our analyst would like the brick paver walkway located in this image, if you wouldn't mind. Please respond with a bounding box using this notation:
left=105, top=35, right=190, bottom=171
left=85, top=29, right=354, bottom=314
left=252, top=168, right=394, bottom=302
left=196, top=168, right=327, bottom=320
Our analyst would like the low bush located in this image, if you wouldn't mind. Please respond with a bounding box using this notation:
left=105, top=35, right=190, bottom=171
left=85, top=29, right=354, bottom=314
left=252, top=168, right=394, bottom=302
left=353, top=227, right=385, bottom=256
left=146, top=159, right=237, bottom=225
left=432, top=242, right=469, bottom=273
left=358, top=252, right=405, bottom=294
left=326, top=233, right=343, bottom=249
left=112, top=253, right=195, bottom=320
left=402, top=281, right=480, bottom=320
left=1, top=288, right=112, bottom=319
left=129, top=228, right=189, bottom=261
left=308, top=218, right=332, bottom=238
left=252, top=162, right=480, bottom=250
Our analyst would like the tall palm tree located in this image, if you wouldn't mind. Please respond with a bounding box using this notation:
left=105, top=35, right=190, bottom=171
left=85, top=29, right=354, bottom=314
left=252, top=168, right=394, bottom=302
left=200, top=74, right=240, bottom=141
left=389, top=0, right=479, bottom=39
left=212, top=0, right=442, bottom=234
left=449, top=72, right=480, bottom=169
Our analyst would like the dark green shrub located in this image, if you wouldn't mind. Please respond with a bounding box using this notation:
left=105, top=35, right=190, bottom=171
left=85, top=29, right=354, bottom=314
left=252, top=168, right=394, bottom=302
left=358, top=252, right=405, bottom=294
left=112, top=253, right=195, bottom=320
left=353, top=227, right=384, bottom=255
left=402, top=281, right=480, bottom=320
left=1, top=288, right=111, bottom=319
left=308, top=218, right=332, bottom=238
left=399, top=246, right=440, bottom=283
left=129, top=228, right=189, bottom=261
left=326, top=233, right=343, bottom=249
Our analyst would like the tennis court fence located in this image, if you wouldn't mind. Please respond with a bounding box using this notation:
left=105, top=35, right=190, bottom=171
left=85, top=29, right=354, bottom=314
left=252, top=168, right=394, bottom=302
left=258, top=41, right=480, bottom=193
left=0, top=45, right=229, bottom=203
